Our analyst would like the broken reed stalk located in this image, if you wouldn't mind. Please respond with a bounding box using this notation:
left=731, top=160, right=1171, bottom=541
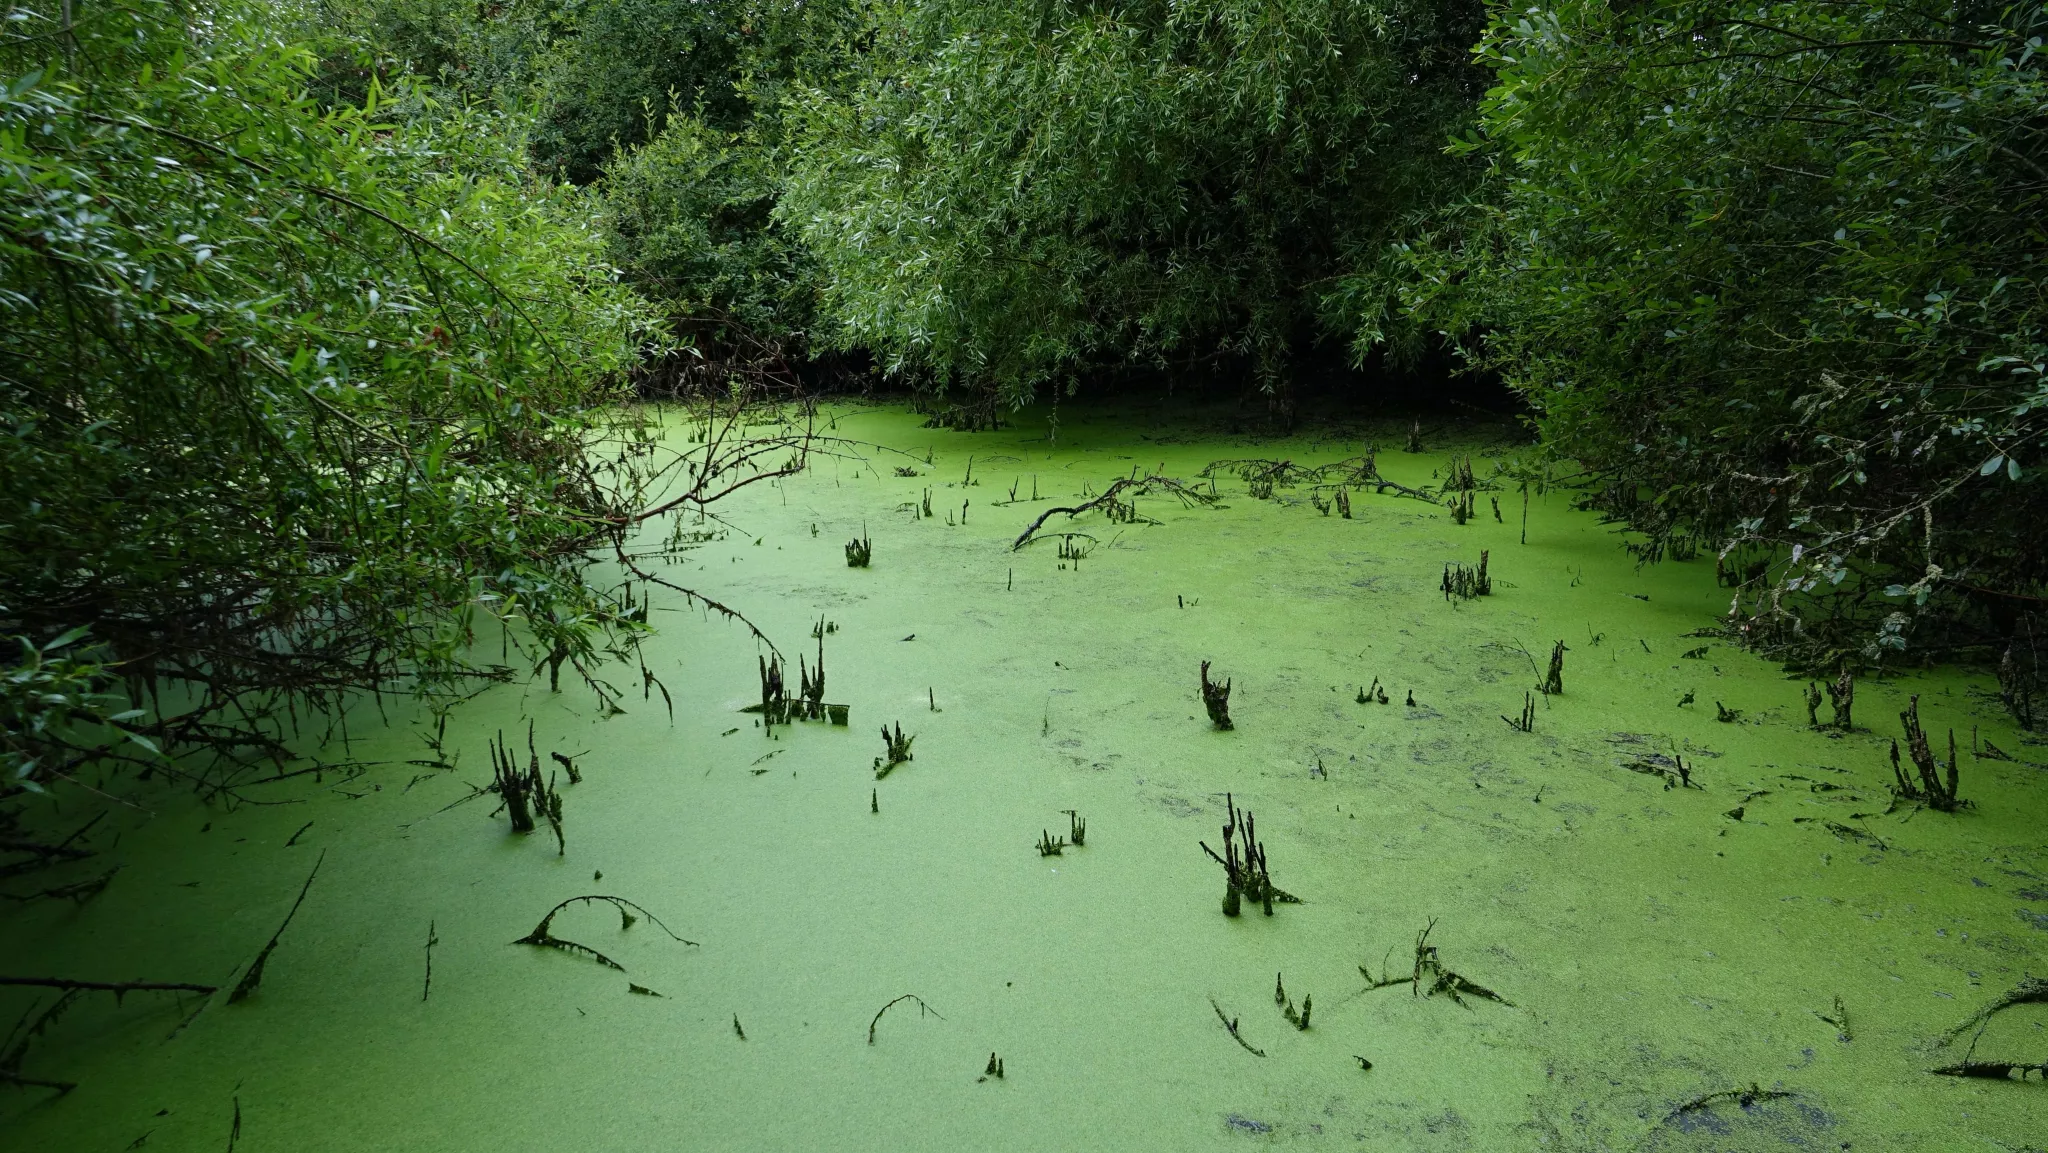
left=845, top=528, right=872, bottom=568
left=1804, top=682, right=1824, bottom=727
left=1064, top=809, right=1086, bottom=846
left=524, top=726, right=565, bottom=854
left=490, top=731, right=536, bottom=832
left=1200, top=660, right=1234, bottom=730
left=1890, top=695, right=1966, bottom=811
left=421, top=920, right=438, bottom=1002
left=1827, top=669, right=1854, bottom=729
left=1199, top=793, right=1296, bottom=917
left=1448, top=489, right=1476, bottom=524
left=759, top=653, right=788, bottom=726
left=550, top=750, right=581, bottom=785
left=1503, top=692, right=1536, bottom=732
left=1036, top=829, right=1066, bottom=856
left=1541, top=641, right=1566, bottom=695
left=228, top=850, right=326, bottom=1003
left=873, top=722, right=914, bottom=778
left=867, top=993, right=943, bottom=1044
left=1275, top=973, right=1312, bottom=1030
left=1441, top=551, right=1491, bottom=601
left=512, top=895, right=695, bottom=971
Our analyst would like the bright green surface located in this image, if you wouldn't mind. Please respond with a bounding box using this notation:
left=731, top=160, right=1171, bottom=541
left=5, top=403, right=2044, bottom=1151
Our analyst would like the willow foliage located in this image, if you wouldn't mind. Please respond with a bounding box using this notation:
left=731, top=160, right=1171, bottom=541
left=1, top=0, right=665, bottom=792
left=780, top=0, right=1487, bottom=410
left=1408, top=2, right=2048, bottom=668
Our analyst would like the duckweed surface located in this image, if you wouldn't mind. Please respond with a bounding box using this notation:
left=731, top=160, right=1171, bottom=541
left=4, top=403, right=2045, bottom=1151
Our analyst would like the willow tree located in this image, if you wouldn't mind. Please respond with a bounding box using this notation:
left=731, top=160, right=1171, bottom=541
left=1407, top=1, right=2048, bottom=680
left=780, top=0, right=1488, bottom=419
left=1, top=0, right=697, bottom=797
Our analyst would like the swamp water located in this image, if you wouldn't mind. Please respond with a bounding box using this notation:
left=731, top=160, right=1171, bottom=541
left=4, top=403, right=2045, bottom=1151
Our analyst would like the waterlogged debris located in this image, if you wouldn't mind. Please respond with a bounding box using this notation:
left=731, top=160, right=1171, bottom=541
left=1941, top=976, right=2048, bottom=1045
left=1792, top=817, right=1888, bottom=850
left=512, top=895, right=695, bottom=972
left=1932, top=1062, right=2047, bottom=1081
left=1225, top=1113, right=1273, bottom=1134
left=1625, top=751, right=1697, bottom=790
left=979, top=1052, right=1005, bottom=1081
left=867, top=994, right=943, bottom=1044
left=1200, top=661, right=1234, bottom=730
left=1805, top=682, right=1825, bottom=727
left=1715, top=701, right=1742, bottom=723
left=845, top=528, right=872, bottom=568
left=1009, top=473, right=1215, bottom=549
left=1358, top=919, right=1511, bottom=1008
left=0, top=977, right=221, bottom=1094
left=1541, top=641, right=1566, bottom=695
left=1666, top=1084, right=1795, bottom=1124
left=1208, top=997, right=1265, bottom=1057
left=1036, top=829, right=1066, bottom=857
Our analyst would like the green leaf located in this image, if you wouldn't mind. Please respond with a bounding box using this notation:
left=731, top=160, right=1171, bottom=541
left=42, top=625, right=92, bottom=652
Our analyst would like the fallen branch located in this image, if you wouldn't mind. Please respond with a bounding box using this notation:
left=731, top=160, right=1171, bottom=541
left=512, top=895, right=694, bottom=972
left=228, top=851, right=325, bottom=1003
left=1011, top=475, right=1215, bottom=550
left=0, top=976, right=217, bottom=996
left=1208, top=997, right=1266, bottom=1057
left=868, top=993, right=943, bottom=1044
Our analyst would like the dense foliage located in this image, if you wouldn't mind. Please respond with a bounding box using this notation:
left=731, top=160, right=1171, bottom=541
left=1, top=0, right=665, bottom=793
left=780, top=0, right=1488, bottom=415
left=1407, top=2, right=2048, bottom=669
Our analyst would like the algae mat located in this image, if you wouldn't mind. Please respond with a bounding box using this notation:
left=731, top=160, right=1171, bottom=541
left=4, top=403, right=2045, bottom=1151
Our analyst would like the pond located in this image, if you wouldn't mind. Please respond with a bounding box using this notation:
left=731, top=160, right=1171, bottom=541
left=3, top=401, right=2044, bottom=1151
